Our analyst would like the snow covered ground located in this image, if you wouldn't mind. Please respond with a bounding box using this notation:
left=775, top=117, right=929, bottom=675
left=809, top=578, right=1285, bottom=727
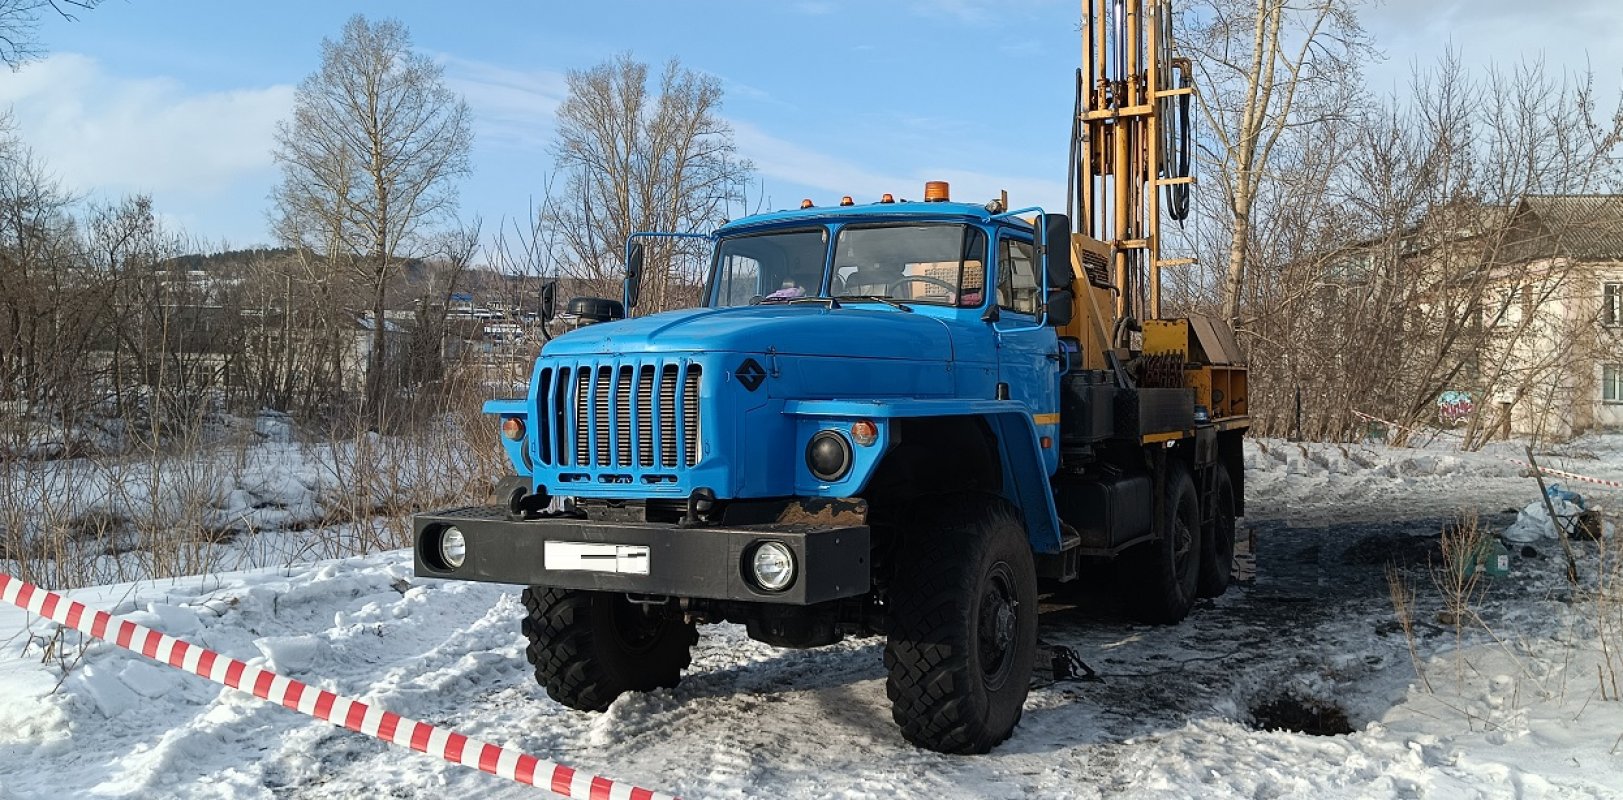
left=3, top=436, right=1623, bottom=798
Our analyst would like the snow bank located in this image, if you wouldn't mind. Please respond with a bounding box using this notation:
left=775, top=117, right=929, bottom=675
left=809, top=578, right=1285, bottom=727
left=0, top=436, right=1619, bottom=797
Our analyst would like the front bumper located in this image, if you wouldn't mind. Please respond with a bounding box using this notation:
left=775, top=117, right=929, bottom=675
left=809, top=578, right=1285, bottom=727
left=412, top=506, right=870, bottom=605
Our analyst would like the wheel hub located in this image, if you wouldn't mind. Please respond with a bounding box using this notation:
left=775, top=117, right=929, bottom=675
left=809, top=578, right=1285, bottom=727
left=978, top=568, right=1019, bottom=686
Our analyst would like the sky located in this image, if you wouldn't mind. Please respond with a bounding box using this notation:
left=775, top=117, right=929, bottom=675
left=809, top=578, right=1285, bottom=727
left=1, top=0, right=1618, bottom=256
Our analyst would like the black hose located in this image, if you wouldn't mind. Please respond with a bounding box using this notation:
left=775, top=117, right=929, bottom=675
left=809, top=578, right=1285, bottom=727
left=1069, top=67, right=1083, bottom=223
left=1166, top=68, right=1192, bottom=222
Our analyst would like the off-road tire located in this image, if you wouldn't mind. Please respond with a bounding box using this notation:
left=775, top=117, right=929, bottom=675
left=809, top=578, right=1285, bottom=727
left=520, top=587, right=697, bottom=712
left=1197, top=463, right=1238, bottom=598
left=1123, top=461, right=1201, bottom=624
left=884, top=497, right=1038, bottom=754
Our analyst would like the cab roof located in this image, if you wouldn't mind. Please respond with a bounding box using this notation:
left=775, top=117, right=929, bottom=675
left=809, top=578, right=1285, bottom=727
left=716, top=199, right=1037, bottom=236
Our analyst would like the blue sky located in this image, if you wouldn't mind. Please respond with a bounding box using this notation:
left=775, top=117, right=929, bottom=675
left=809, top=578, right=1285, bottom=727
left=3, top=0, right=1619, bottom=255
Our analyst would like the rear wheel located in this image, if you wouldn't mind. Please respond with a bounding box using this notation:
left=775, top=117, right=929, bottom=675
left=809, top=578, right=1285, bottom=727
left=521, top=587, right=696, bottom=711
left=884, top=497, right=1038, bottom=754
left=1123, top=461, right=1201, bottom=624
left=1198, top=464, right=1238, bottom=598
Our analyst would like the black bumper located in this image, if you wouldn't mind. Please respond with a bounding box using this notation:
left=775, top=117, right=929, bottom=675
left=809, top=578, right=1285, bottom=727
left=412, top=506, right=870, bottom=605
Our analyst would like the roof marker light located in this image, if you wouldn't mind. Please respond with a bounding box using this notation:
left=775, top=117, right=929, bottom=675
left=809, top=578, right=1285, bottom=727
left=840, top=196, right=854, bottom=206
left=880, top=193, right=895, bottom=203
left=800, top=198, right=814, bottom=209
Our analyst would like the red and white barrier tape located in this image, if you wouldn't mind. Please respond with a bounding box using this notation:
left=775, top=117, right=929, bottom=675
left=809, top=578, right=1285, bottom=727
left=0, top=574, right=678, bottom=800
left=1350, top=409, right=1623, bottom=491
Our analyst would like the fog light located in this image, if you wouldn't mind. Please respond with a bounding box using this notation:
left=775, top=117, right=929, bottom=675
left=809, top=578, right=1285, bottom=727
left=806, top=430, right=852, bottom=481
left=440, top=526, right=466, bottom=569
left=750, top=541, right=795, bottom=592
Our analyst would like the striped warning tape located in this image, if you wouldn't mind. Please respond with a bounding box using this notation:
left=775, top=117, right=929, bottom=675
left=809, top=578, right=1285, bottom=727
left=1350, top=409, right=1623, bottom=492
left=0, top=573, right=678, bottom=800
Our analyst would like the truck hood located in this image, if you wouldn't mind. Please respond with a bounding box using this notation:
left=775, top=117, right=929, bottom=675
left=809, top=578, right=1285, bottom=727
left=543, top=304, right=954, bottom=361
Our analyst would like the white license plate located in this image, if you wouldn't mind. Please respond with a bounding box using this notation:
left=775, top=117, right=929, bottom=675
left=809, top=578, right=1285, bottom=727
left=543, top=542, right=651, bottom=575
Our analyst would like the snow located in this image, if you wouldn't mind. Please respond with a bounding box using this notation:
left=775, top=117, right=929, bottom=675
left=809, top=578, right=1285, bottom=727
left=2, top=436, right=1623, bottom=798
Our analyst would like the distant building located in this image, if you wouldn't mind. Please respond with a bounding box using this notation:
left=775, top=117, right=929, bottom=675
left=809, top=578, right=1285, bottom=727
left=1483, top=195, right=1623, bottom=438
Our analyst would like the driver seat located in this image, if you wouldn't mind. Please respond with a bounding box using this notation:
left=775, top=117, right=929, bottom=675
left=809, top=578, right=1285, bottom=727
left=841, top=265, right=896, bottom=296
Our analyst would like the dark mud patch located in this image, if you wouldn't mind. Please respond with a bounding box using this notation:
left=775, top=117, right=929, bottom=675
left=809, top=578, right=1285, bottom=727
left=1247, top=693, right=1355, bottom=736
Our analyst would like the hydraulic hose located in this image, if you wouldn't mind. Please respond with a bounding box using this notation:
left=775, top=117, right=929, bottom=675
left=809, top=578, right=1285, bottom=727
left=1165, top=68, right=1192, bottom=222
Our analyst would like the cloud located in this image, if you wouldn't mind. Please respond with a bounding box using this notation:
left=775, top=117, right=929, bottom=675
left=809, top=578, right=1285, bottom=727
left=441, top=56, right=569, bottom=151
left=0, top=53, right=293, bottom=197
left=1362, top=1, right=1623, bottom=98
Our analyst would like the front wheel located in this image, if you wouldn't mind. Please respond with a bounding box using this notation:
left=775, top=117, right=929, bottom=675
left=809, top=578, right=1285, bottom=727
left=521, top=587, right=696, bottom=712
left=884, top=497, right=1038, bottom=754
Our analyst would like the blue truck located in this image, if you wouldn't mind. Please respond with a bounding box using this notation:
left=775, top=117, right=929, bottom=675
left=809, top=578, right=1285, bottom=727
left=414, top=187, right=1248, bottom=754
left=414, top=1, right=1244, bottom=752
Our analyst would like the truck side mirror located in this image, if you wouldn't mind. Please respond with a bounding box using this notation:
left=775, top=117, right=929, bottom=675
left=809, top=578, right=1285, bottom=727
left=540, top=281, right=557, bottom=323
left=624, top=241, right=645, bottom=311
left=1041, top=213, right=1073, bottom=290
left=1038, top=213, right=1074, bottom=327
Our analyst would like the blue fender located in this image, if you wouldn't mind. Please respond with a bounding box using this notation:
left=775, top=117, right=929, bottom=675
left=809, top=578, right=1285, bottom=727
left=483, top=398, right=531, bottom=479
left=784, top=398, right=1063, bottom=554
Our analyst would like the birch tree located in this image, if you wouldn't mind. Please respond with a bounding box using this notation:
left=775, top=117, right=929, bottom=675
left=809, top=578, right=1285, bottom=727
left=547, top=54, right=750, bottom=310
left=1177, top=0, right=1372, bottom=324
left=271, top=15, right=472, bottom=422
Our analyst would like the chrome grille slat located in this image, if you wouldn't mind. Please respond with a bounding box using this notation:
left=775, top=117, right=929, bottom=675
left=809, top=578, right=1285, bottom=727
left=636, top=366, right=655, bottom=467
left=615, top=366, right=632, bottom=467
left=683, top=368, right=701, bottom=467
left=573, top=368, right=589, bottom=466
left=659, top=365, right=678, bottom=468
left=593, top=366, right=611, bottom=466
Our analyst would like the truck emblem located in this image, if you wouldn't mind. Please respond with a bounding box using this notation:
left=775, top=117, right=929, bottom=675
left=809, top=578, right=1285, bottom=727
left=735, top=358, right=766, bottom=391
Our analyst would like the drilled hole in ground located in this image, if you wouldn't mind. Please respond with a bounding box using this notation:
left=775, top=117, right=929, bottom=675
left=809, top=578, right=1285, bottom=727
left=1247, top=694, right=1355, bottom=736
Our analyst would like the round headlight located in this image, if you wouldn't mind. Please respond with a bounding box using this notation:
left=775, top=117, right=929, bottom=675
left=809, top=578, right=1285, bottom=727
left=750, top=541, right=795, bottom=592
left=806, top=430, right=853, bottom=481
left=440, top=526, right=466, bottom=569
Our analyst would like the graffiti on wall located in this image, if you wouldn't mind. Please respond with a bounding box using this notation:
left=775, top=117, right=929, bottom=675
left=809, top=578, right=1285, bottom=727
left=1438, top=390, right=1474, bottom=427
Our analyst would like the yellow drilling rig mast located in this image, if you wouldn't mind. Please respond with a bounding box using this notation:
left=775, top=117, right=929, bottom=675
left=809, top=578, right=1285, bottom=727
left=1060, top=0, right=1246, bottom=426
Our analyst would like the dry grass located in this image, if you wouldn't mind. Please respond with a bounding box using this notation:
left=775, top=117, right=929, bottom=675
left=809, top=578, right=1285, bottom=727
left=1, top=368, right=505, bottom=590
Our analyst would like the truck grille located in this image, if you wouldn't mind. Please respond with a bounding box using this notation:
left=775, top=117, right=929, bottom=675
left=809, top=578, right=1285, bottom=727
left=535, top=360, right=703, bottom=469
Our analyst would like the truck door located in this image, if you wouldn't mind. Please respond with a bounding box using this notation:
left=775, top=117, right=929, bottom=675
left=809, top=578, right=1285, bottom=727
left=993, top=232, right=1062, bottom=475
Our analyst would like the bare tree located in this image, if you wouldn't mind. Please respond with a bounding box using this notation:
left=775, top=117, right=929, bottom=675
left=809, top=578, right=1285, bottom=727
left=1177, top=0, right=1373, bottom=324
left=548, top=54, right=750, bottom=311
left=271, top=14, right=472, bottom=423
left=1232, top=51, right=1623, bottom=443
left=0, top=0, right=100, bottom=70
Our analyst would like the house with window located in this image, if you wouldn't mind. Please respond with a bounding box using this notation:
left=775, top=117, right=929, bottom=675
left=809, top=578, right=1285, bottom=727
left=1485, top=195, right=1623, bottom=438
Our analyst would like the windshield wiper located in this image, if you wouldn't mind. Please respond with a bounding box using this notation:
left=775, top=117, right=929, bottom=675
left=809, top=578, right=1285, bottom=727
left=755, top=295, right=841, bottom=309
left=835, top=295, right=913, bottom=312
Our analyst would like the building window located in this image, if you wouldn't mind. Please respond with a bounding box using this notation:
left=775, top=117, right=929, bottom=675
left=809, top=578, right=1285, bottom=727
left=1492, top=286, right=1525, bottom=328
left=1607, top=364, right=1623, bottom=404
left=1604, top=282, right=1622, bottom=327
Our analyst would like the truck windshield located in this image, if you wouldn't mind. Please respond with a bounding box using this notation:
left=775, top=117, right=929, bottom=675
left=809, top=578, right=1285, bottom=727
left=833, top=224, right=986, bottom=307
left=706, top=223, right=987, bottom=308
left=710, top=228, right=829, bottom=307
